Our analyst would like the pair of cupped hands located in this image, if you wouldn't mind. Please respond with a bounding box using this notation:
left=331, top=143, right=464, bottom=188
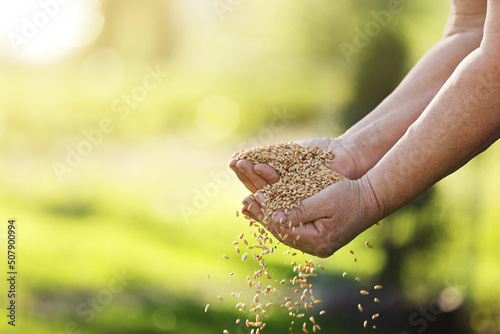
left=229, top=137, right=381, bottom=258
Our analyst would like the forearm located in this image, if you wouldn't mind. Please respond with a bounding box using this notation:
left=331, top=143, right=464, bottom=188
left=339, top=27, right=484, bottom=177
left=363, top=47, right=500, bottom=219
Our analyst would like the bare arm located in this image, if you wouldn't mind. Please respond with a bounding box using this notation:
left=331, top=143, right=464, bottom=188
left=364, top=0, right=500, bottom=219
left=340, top=0, right=487, bottom=178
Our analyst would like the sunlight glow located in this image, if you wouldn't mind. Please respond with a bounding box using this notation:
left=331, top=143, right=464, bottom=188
left=0, top=0, right=105, bottom=65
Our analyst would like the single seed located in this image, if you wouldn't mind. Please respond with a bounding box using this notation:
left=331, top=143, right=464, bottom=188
left=363, top=320, right=368, bottom=328
left=343, top=272, right=347, bottom=278
left=358, top=304, right=363, bottom=312
left=205, top=304, right=210, bottom=312
left=360, top=290, right=369, bottom=295
left=217, top=296, right=223, bottom=301
left=236, top=211, right=239, bottom=217
left=372, top=313, right=379, bottom=320
left=236, top=319, right=240, bottom=324
left=319, top=265, right=325, bottom=270
left=223, top=255, right=229, bottom=259
left=374, top=285, right=383, bottom=290
left=374, top=298, right=380, bottom=303
left=355, top=277, right=362, bottom=282
left=223, top=330, right=229, bottom=334
left=319, top=310, right=326, bottom=315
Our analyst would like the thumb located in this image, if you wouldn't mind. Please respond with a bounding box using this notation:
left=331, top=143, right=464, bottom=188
left=272, top=187, right=335, bottom=228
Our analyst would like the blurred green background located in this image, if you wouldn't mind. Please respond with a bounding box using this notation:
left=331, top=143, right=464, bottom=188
left=0, top=0, right=499, bottom=333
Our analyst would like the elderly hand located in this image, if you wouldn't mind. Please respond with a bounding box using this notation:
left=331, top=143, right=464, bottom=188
left=240, top=177, right=380, bottom=258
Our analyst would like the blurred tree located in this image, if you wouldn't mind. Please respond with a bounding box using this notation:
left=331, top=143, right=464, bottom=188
left=340, top=28, right=407, bottom=129
left=97, top=0, right=180, bottom=62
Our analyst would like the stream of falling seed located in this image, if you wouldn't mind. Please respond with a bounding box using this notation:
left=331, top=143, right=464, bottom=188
left=213, top=219, right=384, bottom=333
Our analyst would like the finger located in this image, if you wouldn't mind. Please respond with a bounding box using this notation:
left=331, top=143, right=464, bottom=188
left=276, top=219, right=332, bottom=258
left=254, top=164, right=280, bottom=184
left=253, top=192, right=279, bottom=235
left=272, top=184, right=340, bottom=227
left=242, top=196, right=263, bottom=221
left=229, top=159, right=259, bottom=193
left=236, top=160, right=270, bottom=190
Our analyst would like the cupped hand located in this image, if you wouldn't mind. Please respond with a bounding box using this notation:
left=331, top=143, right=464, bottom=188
left=240, top=177, right=381, bottom=258
left=228, top=137, right=361, bottom=193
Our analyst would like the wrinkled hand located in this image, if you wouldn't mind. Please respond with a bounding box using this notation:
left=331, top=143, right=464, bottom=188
left=228, top=137, right=361, bottom=193
left=240, top=177, right=380, bottom=258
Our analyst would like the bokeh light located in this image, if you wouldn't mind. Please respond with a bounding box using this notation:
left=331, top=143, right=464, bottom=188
left=0, top=0, right=104, bottom=65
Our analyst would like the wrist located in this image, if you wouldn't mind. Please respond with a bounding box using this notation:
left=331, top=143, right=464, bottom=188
left=334, top=135, right=382, bottom=179
left=355, top=175, right=384, bottom=226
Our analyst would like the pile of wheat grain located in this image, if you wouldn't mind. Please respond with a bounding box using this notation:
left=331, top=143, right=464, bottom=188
left=235, top=142, right=347, bottom=235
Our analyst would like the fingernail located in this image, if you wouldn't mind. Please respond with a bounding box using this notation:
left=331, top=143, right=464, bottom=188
left=254, top=192, right=266, bottom=203
left=274, top=212, right=286, bottom=226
